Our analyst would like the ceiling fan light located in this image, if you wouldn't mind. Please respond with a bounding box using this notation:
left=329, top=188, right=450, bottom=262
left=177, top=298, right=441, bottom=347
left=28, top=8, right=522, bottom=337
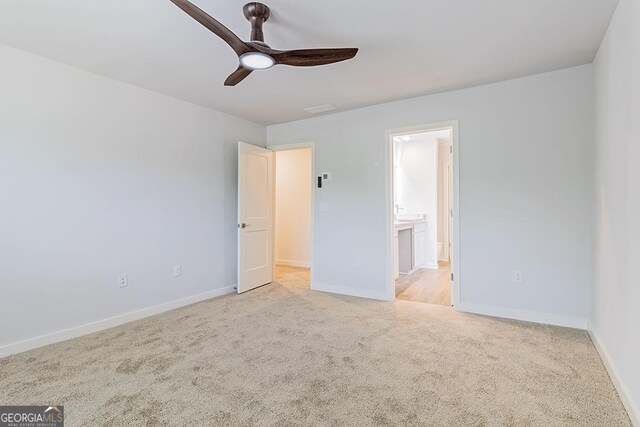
left=239, top=52, right=275, bottom=70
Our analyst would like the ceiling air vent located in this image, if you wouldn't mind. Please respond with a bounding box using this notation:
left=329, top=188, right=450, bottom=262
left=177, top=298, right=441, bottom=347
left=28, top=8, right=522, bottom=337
left=303, top=104, right=337, bottom=114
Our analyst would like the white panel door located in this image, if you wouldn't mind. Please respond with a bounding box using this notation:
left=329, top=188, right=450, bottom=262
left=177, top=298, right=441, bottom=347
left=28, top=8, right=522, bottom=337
left=238, top=142, right=273, bottom=293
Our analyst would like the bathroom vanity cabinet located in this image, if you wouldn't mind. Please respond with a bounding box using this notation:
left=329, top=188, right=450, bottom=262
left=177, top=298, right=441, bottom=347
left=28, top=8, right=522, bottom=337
left=393, top=219, right=427, bottom=279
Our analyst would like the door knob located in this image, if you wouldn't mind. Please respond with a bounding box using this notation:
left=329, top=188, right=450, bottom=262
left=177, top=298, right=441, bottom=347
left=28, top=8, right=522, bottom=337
left=239, top=223, right=250, bottom=229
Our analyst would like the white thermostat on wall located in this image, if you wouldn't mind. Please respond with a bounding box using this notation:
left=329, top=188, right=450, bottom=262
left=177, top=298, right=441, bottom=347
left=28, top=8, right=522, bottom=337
left=322, top=172, right=332, bottom=181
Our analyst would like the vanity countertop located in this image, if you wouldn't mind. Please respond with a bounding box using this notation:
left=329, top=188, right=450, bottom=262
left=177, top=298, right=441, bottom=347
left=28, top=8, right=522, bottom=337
left=394, top=218, right=426, bottom=230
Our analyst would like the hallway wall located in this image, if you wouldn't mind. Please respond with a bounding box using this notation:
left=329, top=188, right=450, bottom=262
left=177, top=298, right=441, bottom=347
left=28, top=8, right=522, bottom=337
left=275, top=148, right=312, bottom=267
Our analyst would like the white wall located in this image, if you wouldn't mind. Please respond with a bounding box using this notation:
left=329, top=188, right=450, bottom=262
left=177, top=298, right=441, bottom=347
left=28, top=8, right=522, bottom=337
left=275, top=148, right=312, bottom=268
left=0, top=44, right=265, bottom=351
left=592, top=0, right=640, bottom=422
left=394, top=138, right=437, bottom=216
left=394, top=137, right=438, bottom=268
left=267, top=65, right=594, bottom=325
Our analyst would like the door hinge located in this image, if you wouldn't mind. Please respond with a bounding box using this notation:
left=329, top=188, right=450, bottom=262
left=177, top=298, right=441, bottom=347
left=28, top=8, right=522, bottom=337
left=450, top=146, right=453, bottom=154
left=451, top=273, right=454, bottom=281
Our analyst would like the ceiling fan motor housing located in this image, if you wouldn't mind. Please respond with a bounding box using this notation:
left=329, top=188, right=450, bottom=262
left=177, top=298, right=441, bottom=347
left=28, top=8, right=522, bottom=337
left=243, top=2, right=271, bottom=42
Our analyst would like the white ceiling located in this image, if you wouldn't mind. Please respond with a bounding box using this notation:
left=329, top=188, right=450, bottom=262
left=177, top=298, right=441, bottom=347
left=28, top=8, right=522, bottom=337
left=0, top=0, right=618, bottom=125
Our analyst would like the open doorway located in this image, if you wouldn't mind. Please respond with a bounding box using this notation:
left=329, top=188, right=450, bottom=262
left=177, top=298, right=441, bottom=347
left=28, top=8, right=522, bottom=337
left=386, top=122, right=459, bottom=307
left=273, top=146, right=313, bottom=290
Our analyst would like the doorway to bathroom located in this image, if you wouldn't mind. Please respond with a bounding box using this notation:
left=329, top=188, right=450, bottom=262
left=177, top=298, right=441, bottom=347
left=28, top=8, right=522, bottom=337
left=386, top=122, right=459, bottom=307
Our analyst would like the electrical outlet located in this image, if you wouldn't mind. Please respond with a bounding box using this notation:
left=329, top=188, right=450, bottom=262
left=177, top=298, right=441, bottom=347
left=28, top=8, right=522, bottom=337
left=118, top=273, right=128, bottom=288
left=512, top=270, right=523, bottom=284
left=173, top=264, right=182, bottom=277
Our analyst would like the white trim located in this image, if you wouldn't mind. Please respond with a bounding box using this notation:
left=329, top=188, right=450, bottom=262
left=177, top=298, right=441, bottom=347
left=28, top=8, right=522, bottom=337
left=400, top=264, right=439, bottom=276
left=437, top=241, right=447, bottom=262
left=456, top=302, right=587, bottom=330
left=269, top=141, right=316, bottom=289
left=385, top=121, right=460, bottom=306
left=276, top=259, right=311, bottom=268
left=420, top=263, right=440, bottom=270
left=313, top=282, right=388, bottom=301
left=441, top=162, right=452, bottom=262
left=588, top=321, right=639, bottom=426
left=0, top=286, right=236, bottom=358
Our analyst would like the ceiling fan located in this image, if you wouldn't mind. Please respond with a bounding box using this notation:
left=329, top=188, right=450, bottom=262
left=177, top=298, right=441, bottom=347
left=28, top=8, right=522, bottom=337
left=169, top=0, right=359, bottom=86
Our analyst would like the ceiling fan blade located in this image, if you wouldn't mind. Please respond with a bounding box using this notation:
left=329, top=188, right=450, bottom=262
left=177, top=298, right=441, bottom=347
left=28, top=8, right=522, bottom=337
left=273, top=48, right=358, bottom=67
left=224, top=66, right=253, bottom=86
left=170, top=0, right=250, bottom=55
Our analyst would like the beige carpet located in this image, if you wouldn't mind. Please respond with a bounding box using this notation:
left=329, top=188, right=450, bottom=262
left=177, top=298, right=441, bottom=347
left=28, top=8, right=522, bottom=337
left=0, top=266, right=630, bottom=426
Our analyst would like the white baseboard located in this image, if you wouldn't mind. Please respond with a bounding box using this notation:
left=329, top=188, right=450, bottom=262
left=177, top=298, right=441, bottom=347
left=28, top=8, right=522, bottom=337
left=276, top=259, right=311, bottom=268
left=0, top=286, right=236, bottom=359
left=312, top=282, right=390, bottom=301
left=455, top=302, right=587, bottom=330
left=587, top=321, right=639, bottom=426
left=403, top=264, right=439, bottom=275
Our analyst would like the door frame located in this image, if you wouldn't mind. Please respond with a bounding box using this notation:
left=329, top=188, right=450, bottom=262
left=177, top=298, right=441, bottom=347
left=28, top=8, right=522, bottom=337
left=441, top=162, right=452, bottom=262
left=269, top=142, right=316, bottom=289
left=384, top=121, right=461, bottom=307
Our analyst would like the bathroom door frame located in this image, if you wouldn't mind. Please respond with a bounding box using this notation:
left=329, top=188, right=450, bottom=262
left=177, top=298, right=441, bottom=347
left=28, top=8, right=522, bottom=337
left=384, top=121, right=461, bottom=308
